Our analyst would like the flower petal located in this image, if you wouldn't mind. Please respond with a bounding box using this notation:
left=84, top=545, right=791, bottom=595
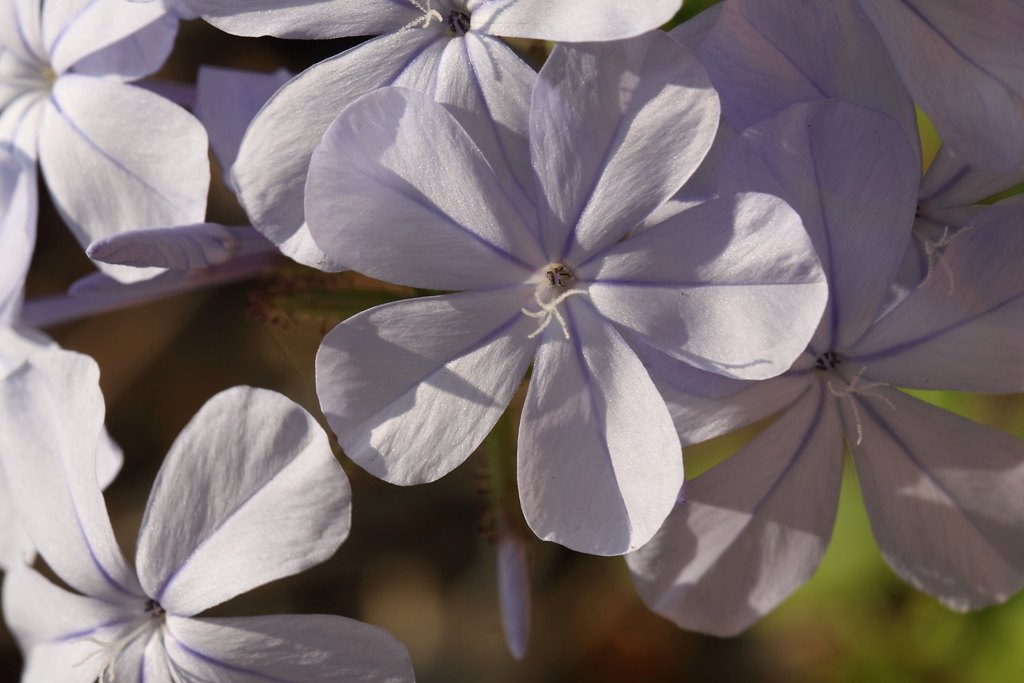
left=585, top=193, right=827, bottom=380
left=719, top=100, right=920, bottom=352
left=87, top=224, right=275, bottom=270
left=306, top=86, right=542, bottom=289
left=627, top=382, right=843, bottom=636
left=857, top=0, right=1024, bottom=170
left=530, top=31, right=719, bottom=262
left=470, top=0, right=680, bottom=41
left=43, top=0, right=173, bottom=75
left=699, top=0, right=917, bottom=149
left=65, top=11, right=178, bottom=80
left=848, top=199, right=1024, bottom=393
left=517, top=298, right=682, bottom=556
left=848, top=388, right=1024, bottom=609
left=233, top=30, right=445, bottom=270
left=918, top=144, right=1024, bottom=211
left=163, top=613, right=414, bottom=682
left=183, top=0, right=418, bottom=39
left=39, top=75, right=209, bottom=283
left=634, top=339, right=815, bottom=445
left=136, top=387, right=350, bottom=616
left=2, top=566, right=137, bottom=683
left=0, top=347, right=141, bottom=601
left=316, top=288, right=537, bottom=485
left=434, top=33, right=536, bottom=211
left=0, top=0, right=43, bottom=64
left=194, top=66, right=291, bottom=190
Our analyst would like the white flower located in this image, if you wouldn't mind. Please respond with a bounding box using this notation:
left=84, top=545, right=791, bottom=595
left=0, top=348, right=414, bottom=682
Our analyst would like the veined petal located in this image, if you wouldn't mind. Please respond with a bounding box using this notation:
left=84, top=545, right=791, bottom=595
left=857, top=0, right=1024, bottom=170
left=634, top=339, right=815, bottom=446
left=849, top=199, right=1024, bottom=393
left=39, top=76, right=209, bottom=283
left=2, top=567, right=139, bottom=683
left=699, top=0, right=917, bottom=149
left=316, top=288, right=537, bottom=485
left=163, top=614, right=414, bottom=682
left=470, top=0, right=680, bottom=42
left=719, top=100, right=920, bottom=352
left=233, top=30, right=446, bottom=270
left=0, top=348, right=142, bottom=601
left=530, top=32, right=719, bottom=262
left=627, top=382, right=843, bottom=636
left=0, top=90, right=45, bottom=159
left=918, top=144, right=1024, bottom=211
left=435, top=33, right=536, bottom=212
left=848, top=388, right=1024, bottom=610
left=518, top=298, right=682, bottom=556
left=136, top=387, right=350, bottom=617
left=184, top=0, right=419, bottom=39
left=306, top=87, right=542, bottom=290
left=66, top=11, right=178, bottom=80
left=87, top=224, right=275, bottom=270
left=668, top=3, right=722, bottom=53
left=0, top=0, right=44, bottom=64
left=43, top=0, right=173, bottom=75
left=194, top=66, right=291, bottom=190
left=585, top=193, right=827, bottom=380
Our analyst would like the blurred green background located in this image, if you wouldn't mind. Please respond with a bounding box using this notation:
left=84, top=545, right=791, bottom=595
left=3, top=3, right=1023, bottom=681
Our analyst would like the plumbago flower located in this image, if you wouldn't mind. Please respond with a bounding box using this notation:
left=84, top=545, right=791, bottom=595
left=695, top=0, right=1024, bottom=171
left=627, top=100, right=1024, bottom=636
left=0, top=349, right=414, bottom=682
left=304, top=33, right=828, bottom=555
left=0, top=329, right=123, bottom=571
left=184, top=0, right=680, bottom=269
left=0, top=0, right=209, bottom=282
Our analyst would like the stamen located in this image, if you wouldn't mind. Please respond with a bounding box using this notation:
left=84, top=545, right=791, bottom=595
left=522, top=289, right=588, bottom=340
left=73, top=619, right=156, bottom=682
left=398, top=0, right=445, bottom=32
left=917, top=225, right=972, bottom=295
left=826, top=366, right=896, bottom=445
left=72, top=600, right=165, bottom=682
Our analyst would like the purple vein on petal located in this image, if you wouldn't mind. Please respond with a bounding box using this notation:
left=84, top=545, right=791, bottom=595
left=46, top=0, right=102, bottom=60
left=369, top=169, right=534, bottom=271
left=164, top=630, right=295, bottom=683
left=854, top=395, right=1011, bottom=564
left=356, top=300, right=531, bottom=430
left=461, top=35, right=534, bottom=219
left=46, top=91, right=183, bottom=211
left=55, top=613, right=140, bottom=643
left=849, top=291, right=1024, bottom=365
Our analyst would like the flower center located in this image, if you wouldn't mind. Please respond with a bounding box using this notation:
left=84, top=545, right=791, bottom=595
left=813, top=350, right=842, bottom=371
left=522, top=264, right=587, bottom=340
left=448, top=9, right=471, bottom=35
left=544, top=263, right=575, bottom=289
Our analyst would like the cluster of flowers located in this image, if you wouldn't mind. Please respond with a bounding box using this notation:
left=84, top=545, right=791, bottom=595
left=1, top=0, right=1022, bottom=679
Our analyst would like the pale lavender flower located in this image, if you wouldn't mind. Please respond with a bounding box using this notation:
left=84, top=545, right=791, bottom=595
left=0, top=0, right=209, bottom=282
left=0, top=347, right=414, bottom=682
left=304, top=33, right=827, bottom=555
left=695, top=0, right=1024, bottom=171
left=194, top=0, right=680, bottom=270
left=856, top=0, right=1024, bottom=171
left=627, top=100, right=1024, bottom=636
left=0, top=329, right=123, bottom=570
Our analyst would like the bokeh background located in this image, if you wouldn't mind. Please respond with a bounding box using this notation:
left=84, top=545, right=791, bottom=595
left=4, top=2, right=1024, bottom=681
